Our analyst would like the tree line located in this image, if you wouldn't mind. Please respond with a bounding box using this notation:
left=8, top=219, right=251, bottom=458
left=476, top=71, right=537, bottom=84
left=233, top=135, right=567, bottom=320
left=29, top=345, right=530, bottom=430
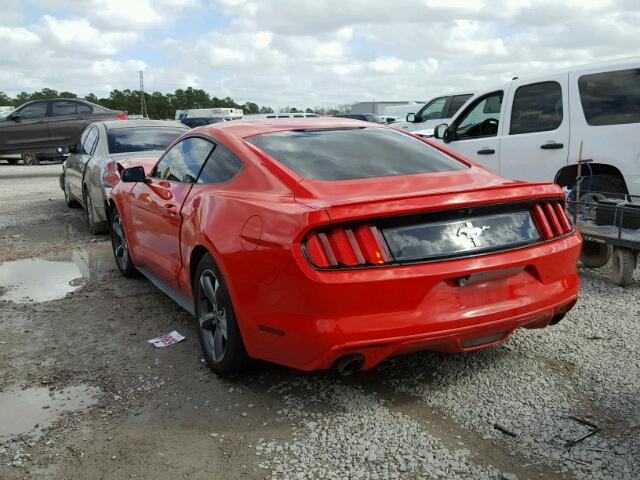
left=0, top=87, right=275, bottom=119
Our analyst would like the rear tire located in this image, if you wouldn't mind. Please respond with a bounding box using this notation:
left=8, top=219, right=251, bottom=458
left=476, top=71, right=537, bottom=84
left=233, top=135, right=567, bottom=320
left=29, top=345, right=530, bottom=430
left=580, top=241, right=610, bottom=268
left=194, top=253, right=249, bottom=377
left=63, top=174, right=80, bottom=208
left=22, top=153, right=39, bottom=166
left=611, top=247, right=636, bottom=287
left=6, top=159, right=18, bottom=165
left=110, top=207, right=138, bottom=278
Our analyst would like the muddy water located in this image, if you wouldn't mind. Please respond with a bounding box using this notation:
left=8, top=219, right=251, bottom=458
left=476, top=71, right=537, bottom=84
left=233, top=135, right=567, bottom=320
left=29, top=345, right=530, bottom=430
left=0, top=385, right=101, bottom=441
left=0, top=249, right=95, bottom=303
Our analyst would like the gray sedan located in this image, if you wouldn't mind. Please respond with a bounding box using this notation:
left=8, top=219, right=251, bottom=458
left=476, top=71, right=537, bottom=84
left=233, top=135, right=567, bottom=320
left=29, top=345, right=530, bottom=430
left=60, top=120, right=187, bottom=233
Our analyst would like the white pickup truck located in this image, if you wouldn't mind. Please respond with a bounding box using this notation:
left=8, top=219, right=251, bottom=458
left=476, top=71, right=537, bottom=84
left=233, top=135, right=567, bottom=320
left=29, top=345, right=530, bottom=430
left=390, top=92, right=473, bottom=135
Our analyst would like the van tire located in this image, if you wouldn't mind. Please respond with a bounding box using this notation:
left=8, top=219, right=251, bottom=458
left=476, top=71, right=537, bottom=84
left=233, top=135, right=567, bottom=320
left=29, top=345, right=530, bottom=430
left=580, top=241, right=610, bottom=268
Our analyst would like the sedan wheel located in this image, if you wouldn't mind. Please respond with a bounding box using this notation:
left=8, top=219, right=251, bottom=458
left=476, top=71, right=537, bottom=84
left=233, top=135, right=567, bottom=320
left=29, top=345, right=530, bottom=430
left=195, top=254, right=249, bottom=377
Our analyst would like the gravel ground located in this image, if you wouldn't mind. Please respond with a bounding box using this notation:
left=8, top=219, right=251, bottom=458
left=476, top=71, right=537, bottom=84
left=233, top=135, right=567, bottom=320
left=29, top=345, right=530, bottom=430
left=0, top=165, right=638, bottom=479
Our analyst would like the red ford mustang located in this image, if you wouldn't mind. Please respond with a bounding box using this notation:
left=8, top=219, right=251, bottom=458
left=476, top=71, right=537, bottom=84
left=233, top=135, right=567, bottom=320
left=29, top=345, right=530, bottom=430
left=107, top=118, right=581, bottom=376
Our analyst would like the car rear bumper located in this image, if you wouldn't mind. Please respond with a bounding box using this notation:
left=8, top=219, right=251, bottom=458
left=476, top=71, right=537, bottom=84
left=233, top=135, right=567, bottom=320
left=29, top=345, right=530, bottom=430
left=235, top=231, right=581, bottom=371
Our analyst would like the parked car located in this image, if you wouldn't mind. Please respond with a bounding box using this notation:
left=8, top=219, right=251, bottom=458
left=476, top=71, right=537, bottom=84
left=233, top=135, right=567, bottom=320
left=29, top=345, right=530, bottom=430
left=61, top=120, right=187, bottom=233
left=432, top=58, right=640, bottom=196
left=378, top=115, right=399, bottom=124
left=107, top=118, right=581, bottom=377
left=0, top=98, right=126, bottom=157
left=333, top=113, right=386, bottom=124
left=391, top=92, right=474, bottom=134
left=181, top=117, right=229, bottom=128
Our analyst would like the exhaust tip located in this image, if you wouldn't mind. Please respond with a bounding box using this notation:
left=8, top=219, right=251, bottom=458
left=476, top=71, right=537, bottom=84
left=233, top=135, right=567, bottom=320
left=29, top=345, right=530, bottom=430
left=333, top=354, right=365, bottom=376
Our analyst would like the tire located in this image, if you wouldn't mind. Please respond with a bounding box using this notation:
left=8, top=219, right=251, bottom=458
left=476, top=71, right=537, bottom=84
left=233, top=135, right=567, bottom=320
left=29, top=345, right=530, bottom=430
left=84, top=187, right=106, bottom=234
left=611, top=247, right=636, bottom=287
left=194, top=253, right=249, bottom=377
left=63, top=174, right=80, bottom=208
left=22, top=153, right=39, bottom=166
left=110, top=207, right=138, bottom=278
left=6, top=159, right=18, bottom=165
left=580, top=240, right=610, bottom=268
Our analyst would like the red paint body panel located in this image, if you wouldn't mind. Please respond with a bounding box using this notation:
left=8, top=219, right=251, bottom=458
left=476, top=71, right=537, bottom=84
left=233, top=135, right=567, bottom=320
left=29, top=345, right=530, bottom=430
left=108, top=119, right=582, bottom=371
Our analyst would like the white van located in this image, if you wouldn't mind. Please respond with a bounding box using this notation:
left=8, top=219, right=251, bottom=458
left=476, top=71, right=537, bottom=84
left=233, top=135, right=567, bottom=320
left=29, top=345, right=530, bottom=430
left=431, top=58, right=640, bottom=196
left=391, top=92, right=474, bottom=134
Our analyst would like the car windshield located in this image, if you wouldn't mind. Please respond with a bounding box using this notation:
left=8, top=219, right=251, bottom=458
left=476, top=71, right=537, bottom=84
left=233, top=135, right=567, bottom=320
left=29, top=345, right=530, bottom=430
left=246, top=127, right=466, bottom=181
left=107, top=127, right=185, bottom=154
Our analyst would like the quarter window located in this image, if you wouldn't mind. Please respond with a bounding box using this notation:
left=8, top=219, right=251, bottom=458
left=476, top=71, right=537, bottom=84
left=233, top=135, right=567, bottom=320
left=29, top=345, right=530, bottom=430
left=78, top=103, right=92, bottom=115
left=578, top=68, right=640, bottom=126
left=454, top=92, right=503, bottom=140
left=510, top=81, right=562, bottom=135
left=153, top=137, right=214, bottom=183
left=18, top=102, right=48, bottom=119
left=51, top=101, right=77, bottom=116
left=197, top=144, right=243, bottom=184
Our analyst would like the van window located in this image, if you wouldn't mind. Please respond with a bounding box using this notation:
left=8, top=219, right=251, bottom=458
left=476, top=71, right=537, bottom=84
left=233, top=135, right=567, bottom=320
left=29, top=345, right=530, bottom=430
left=510, top=81, right=563, bottom=135
left=578, top=68, right=640, bottom=126
left=454, top=92, right=503, bottom=140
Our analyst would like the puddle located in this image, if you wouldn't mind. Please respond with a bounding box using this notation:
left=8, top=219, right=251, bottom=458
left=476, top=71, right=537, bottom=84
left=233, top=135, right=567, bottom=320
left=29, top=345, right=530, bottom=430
left=0, top=249, right=99, bottom=303
left=0, top=384, right=101, bottom=441
left=2, top=223, right=88, bottom=243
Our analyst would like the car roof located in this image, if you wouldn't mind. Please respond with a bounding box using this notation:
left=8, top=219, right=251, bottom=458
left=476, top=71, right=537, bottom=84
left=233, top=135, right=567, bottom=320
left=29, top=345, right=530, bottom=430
left=196, top=117, right=377, bottom=139
left=102, top=119, right=188, bottom=130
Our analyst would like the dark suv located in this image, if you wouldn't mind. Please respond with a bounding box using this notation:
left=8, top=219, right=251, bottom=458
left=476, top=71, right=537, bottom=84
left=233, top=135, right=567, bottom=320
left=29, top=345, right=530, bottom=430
left=0, top=98, right=126, bottom=156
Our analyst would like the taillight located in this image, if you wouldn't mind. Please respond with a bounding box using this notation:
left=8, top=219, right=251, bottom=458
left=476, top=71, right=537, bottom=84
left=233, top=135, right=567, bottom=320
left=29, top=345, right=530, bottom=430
left=102, top=161, right=120, bottom=188
left=304, top=225, right=391, bottom=268
left=116, top=112, right=127, bottom=120
left=531, top=200, right=572, bottom=240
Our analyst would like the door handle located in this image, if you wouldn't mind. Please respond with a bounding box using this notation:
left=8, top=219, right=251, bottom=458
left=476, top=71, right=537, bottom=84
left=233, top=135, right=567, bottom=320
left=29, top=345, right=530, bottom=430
left=477, top=148, right=495, bottom=155
left=540, top=142, right=563, bottom=150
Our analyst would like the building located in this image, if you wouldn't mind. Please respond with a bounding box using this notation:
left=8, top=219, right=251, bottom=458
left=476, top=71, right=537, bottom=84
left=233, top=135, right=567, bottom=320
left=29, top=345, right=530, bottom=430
left=349, top=101, right=423, bottom=115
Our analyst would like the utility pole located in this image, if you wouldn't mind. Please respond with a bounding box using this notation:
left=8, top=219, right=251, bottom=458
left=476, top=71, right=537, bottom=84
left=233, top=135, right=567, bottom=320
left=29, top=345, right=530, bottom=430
left=139, top=70, right=147, bottom=118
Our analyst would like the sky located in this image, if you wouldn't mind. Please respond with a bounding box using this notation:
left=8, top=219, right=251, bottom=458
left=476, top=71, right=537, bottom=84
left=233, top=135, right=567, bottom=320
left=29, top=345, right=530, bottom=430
left=0, top=0, right=639, bottom=109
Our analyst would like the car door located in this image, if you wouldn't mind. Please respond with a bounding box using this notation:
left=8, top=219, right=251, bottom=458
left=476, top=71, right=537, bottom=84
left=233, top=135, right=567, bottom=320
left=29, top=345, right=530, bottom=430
left=499, top=76, right=569, bottom=182
left=437, top=90, right=508, bottom=173
left=127, top=136, right=215, bottom=288
left=48, top=100, right=83, bottom=147
left=67, top=125, right=99, bottom=200
left=0, top=101, right=50, bottom=152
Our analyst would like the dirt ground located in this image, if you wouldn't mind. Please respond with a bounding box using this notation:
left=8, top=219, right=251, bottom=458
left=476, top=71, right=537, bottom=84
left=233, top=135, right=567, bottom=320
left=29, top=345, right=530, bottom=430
left=1, top=164, right=638, bottom=480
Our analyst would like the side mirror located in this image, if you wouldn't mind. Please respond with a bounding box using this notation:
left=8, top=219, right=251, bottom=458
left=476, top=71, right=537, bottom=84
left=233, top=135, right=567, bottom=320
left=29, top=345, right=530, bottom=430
left=406, top=112, right=416, bottom=123
left=9, top=112, right=20, bottom=122
left=121, top=166, right=146, bottom=183
left=434, top=123, right=449, bottom=140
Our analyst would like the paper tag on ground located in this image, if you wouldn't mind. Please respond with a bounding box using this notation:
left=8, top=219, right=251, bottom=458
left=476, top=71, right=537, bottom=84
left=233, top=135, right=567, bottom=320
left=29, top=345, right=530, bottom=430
left=148, top=331, right=185, bottom=348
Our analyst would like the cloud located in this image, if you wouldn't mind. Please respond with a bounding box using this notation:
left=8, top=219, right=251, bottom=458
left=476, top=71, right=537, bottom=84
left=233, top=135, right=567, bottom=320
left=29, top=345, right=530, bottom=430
left=0, top=0, right=639, bottom=110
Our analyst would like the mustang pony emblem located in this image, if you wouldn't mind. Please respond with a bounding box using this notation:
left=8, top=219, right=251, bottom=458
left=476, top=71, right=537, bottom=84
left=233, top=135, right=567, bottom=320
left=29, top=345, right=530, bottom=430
left=456, top=221, right=490, bottom=247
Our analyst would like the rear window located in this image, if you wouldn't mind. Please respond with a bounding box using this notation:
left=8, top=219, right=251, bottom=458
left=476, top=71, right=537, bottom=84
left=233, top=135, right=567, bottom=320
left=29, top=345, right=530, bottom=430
left=246, top=127, right=466, bottom=181
left=107, top=127, right=185, bottom=154
left=578, top=68, right=640, bottom=126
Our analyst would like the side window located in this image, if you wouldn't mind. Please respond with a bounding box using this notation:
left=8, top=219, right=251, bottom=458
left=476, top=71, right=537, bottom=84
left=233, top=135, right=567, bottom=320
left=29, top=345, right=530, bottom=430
left=447, top=94, right=473, bottom=117
left=578, top=68, right=640, bottom=126
left=197, top=143, right=243, bottom=184
left=18, top=102, right=48, bottom=119
left=51, top=101, right=78, bottom=117
left=418, top=97, right=447, bottom=122
left=153, top=137, right=214, bottom=183
left=454, top=91, right=503, bottom=140
left=510, top=81, right=562, bottom=135
left=82, top=127, right=99, bottom=155
left=78, top=103, right=92, bottom=115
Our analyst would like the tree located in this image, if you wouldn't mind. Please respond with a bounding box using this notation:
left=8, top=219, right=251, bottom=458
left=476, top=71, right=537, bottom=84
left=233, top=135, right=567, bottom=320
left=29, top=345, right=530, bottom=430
left=59, top=91, right=77, bottom=98
left=243, top=102, right=259, bottom=114
left=305, top=108, right=314, bottom=114
left=84, top=93, right=99, bottom=103
left=0, top=91, right=11, bottom=105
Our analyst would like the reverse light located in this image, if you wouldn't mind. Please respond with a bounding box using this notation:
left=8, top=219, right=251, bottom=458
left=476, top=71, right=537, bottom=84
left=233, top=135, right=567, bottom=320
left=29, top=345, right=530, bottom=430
left=304, top=225, right=391, bottom=269
left=116, top=112, right=127, bottom=120
left=531, top=200, right=572, bottom=240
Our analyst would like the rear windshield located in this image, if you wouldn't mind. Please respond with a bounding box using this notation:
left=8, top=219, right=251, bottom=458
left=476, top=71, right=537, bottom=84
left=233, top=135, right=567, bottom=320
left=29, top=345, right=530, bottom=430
left=246, top=127, right=466, bottom=180
left=107, top=127, right=185, bottom=154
